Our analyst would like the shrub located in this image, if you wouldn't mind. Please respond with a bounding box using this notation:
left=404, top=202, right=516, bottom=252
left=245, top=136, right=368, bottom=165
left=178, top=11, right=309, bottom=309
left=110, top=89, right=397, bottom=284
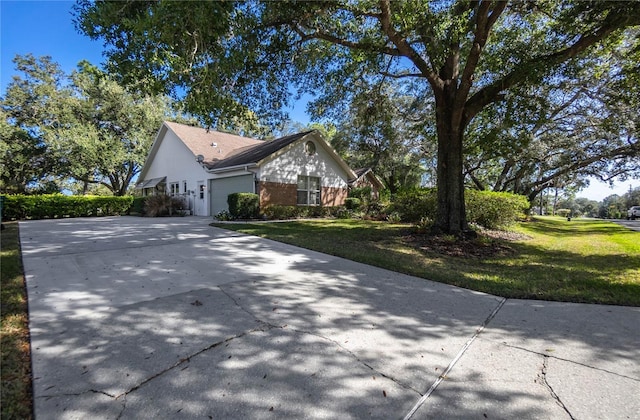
left=227, top=192, right=260, bottom=219
left=344, top=197, right=362, bottom=210
left=465, top=190, right=529, bottom=229
left=386, top=212, right=401, bottom=223
left=143, top=195, right=186, bottom=217
left=349, top=186, right=372, bottom=201
left=261, top=205, right=341, bottom=220
left=214, top=210, right=233, bottom=221
left=130, top=197, right=148, bottom=215
left=390, top=188, right=437, bottom=222
left=1, top=194, right=133, bottom=220
left=262, top=205, right=298, bottom=220
left=388, top=188, right=529, bottom=229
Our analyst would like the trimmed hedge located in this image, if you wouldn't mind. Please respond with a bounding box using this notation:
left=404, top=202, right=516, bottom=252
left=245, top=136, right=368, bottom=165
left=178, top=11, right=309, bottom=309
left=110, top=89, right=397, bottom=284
left=228, top=192, right=260, bottom=219
left=391, top=188, right=529, bottom=229
left=1, top=194, right=134, bottom=220
left=262, top=205, right=342, bottom=220
left=390, top=189, right=437, bottom=223
left=465, top=190, right=530, bottom=229
left=130, top=196, right=148, bottom=215
left=344, top=197, right=362, bottom=210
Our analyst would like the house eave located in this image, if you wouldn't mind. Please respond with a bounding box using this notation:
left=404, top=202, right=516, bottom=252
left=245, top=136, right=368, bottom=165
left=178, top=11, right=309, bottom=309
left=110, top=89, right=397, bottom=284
left=207, top=163, right=258, bottom=174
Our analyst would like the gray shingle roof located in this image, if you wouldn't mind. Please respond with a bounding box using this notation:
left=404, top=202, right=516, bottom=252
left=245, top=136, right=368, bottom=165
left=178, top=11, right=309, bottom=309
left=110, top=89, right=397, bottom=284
left=206, top=131, right=313, bottom=170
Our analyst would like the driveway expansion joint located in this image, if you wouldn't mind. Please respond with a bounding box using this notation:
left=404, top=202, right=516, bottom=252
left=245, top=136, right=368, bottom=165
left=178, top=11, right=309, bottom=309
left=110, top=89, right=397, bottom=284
left=540, top=355, right=576, bottom=420
left=403, top=297, right=508, bottom=420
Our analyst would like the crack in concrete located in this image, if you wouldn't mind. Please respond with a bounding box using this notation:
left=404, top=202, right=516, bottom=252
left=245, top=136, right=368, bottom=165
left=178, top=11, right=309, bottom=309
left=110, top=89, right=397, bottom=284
left=540, top=355, right=576, bottom=420
left=288, top=326, right=423, bottom=395
left=496, top=341, right=640, bottom=383
left=112, top=327, right=269, bottom=418
left=219, top=285, right=423, bottom=395
left=37, top=388, right=117, bottom=400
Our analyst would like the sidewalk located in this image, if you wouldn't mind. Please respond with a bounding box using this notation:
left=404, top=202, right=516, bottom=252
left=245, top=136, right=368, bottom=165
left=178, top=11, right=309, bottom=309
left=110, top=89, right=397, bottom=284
left=20, top=217, right=640, bottom=419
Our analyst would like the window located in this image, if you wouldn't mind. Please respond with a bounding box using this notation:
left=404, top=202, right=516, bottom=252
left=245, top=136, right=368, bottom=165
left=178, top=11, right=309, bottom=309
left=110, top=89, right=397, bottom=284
left=183, top=181, right=188, bottom=194
left=169, top=182, right=180, bottom=196
left=297, top=175, right=320, bottom=206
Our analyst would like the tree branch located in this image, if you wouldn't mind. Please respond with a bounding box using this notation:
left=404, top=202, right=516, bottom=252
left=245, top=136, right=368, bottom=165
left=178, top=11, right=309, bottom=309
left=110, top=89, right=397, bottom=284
left=465, top=9, right=640, bottom=121
left=378, top=0, right=441, bottom=89
left=457, top=1, right=507, bottom=113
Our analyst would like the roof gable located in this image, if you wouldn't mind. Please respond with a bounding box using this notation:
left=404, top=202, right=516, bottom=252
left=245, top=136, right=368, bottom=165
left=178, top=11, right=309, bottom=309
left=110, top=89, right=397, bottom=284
left=207, top=131, right=312, bottom=170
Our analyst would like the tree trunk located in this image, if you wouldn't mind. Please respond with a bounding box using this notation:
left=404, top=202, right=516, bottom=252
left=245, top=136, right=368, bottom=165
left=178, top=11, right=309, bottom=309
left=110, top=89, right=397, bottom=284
left=433, top=95, right=468, bottom=236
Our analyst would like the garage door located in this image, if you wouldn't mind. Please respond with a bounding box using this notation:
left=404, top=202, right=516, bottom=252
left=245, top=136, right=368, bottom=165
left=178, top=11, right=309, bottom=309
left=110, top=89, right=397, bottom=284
left=210, top=175, right=255, bottom=216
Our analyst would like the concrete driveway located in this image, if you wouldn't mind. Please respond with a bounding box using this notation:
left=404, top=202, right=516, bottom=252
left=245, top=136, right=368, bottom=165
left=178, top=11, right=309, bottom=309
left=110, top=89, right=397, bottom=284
left=21, top=216, right=640, bottom=419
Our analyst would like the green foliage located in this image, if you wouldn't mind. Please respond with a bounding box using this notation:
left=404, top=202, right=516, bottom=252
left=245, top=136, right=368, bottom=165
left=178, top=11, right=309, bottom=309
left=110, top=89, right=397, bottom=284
left=262, top=205, right=343, bottom=220
left=2, top=55, right=172, bottom=196
left=2, top=194, right=133, bottom=220
left=465, top=190, right=530, bottom=229
left=143, top=195, right=186, bottom=217
left=391, top=189, right=529, bottom=229
left=391, top=189, right=438, bottom=223
left=214, top=210, right=233, bottom=221
left=386, top=212, right=401, bottom=223
left=348, top=186, right=372, bottom=201
left=344, top=197, right=362, bottom=210
left=227, top=193, right=260, bottom=220
left=130, top=197, right=147, bottom=215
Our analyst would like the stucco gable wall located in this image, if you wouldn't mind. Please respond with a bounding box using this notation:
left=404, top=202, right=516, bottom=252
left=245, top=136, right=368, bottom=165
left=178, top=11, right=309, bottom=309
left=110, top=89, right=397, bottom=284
left=257, top=139, right=349, bottom=188
left=143, top=129, right=209, bottom=192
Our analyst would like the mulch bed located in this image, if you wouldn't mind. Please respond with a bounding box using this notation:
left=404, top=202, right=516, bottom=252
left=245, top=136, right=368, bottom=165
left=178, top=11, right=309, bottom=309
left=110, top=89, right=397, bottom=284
left=404, top=227, right=532, bottom=258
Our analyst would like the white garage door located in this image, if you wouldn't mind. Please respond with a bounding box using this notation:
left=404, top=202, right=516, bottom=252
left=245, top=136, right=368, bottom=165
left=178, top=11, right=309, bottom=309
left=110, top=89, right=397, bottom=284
left=210, top=175, right=255, bottom=216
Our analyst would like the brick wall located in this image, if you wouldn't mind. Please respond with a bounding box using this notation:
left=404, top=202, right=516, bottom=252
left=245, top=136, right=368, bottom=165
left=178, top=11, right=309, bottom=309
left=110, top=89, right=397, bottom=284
left=321, top=186, right=348, bottom=206
left=258, top=181, right=348, bottom=207
left=258, top=181, right=298, bottom=206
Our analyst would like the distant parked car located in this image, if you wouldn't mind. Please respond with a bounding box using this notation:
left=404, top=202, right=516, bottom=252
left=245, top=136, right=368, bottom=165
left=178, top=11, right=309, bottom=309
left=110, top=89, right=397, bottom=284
left=628, top=206, right=640, bottom=220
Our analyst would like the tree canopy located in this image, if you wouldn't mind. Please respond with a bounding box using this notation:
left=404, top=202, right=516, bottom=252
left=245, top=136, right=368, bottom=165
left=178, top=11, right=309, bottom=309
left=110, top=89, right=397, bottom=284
left=1, top=54, right=173, bottom=195
left=75, top=0, right=640, bottom=233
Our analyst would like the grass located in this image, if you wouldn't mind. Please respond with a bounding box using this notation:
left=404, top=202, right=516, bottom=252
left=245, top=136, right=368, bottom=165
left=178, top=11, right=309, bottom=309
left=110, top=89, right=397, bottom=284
left=1, top=221, right=33, bottom=419
left=212, top=216, right=640, bottom=306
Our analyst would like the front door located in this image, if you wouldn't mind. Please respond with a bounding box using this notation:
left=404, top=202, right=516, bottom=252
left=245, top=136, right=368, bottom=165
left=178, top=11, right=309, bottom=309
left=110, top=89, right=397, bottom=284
left=195, top=181, right=207, bottom=216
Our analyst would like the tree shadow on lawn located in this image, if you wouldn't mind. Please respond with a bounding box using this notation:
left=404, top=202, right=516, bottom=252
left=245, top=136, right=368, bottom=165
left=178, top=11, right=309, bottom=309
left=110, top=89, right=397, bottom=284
left=467, top=241, right=640, bottom=305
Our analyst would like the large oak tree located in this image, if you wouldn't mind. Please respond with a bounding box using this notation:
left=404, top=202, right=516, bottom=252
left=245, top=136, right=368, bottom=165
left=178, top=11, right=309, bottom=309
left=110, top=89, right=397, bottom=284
left=76, top=0, right=640, bottom=234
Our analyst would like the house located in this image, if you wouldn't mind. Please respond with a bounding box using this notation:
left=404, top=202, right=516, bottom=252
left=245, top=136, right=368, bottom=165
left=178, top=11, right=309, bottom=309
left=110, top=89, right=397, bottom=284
left=136, top=121, right=383, bottom=216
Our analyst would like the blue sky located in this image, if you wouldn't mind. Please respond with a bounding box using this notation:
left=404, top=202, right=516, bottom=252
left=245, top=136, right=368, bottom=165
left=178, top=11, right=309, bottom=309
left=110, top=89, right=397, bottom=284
left=1, top=1, right=635, bottom=201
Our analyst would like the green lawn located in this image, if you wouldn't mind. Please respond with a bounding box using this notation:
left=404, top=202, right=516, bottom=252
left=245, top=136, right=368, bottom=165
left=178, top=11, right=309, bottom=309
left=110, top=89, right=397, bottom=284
left=0, top=222, right=33, bottom=419
left=213, top=217, right=640, bottom=306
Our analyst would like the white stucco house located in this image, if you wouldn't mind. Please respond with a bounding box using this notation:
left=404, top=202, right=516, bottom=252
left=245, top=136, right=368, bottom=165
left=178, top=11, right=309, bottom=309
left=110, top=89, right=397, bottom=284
left=136, top=121, right=383, bottom=216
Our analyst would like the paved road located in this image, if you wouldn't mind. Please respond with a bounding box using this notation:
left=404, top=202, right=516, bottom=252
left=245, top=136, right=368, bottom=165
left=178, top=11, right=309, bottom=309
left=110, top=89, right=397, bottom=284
left=21, top=217, right=640, bottom=419
left=614, top=218, right=640, bottom=232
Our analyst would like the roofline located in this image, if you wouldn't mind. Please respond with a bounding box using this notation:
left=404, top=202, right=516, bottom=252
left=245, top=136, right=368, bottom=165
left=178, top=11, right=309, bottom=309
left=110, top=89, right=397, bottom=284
left=256, top=131, right=358, bottom=180
left=349, top=168, right=385, bottom=190
left=208, top=163, right=258, bottom=174
left=138, top=123, right=170, bottom=182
